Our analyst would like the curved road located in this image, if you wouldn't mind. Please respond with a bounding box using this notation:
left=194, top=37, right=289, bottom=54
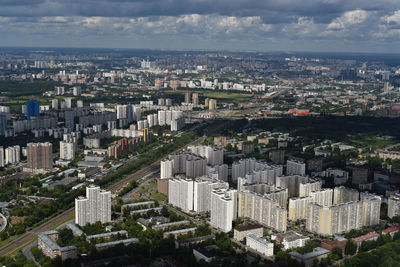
left=0, top=136, right=204, bottom=257
left=0, top=213, right=7, bottom=233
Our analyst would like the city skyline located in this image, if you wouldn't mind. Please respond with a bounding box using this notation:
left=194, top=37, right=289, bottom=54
left=2, top=0, right=400, bottom=53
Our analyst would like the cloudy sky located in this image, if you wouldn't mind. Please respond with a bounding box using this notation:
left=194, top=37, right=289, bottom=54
left=1, top=0, right=400, bottom=53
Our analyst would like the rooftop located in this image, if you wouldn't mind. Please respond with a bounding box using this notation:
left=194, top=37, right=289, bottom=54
left=352, top=232, right=379, bottom=243
left=86, top=230, right=128, bottom=240
left=281, top=231, right=309, bottom=242
left=130, top=207, right=162, bottom=214
left=290, top=247, right=330, bottom=261
left=152, top=220, right=190, bottom=230
left=164, top=227, right=197, bottom=235
left=234, top=224, right=263, bottom=232
left=95, top=238, right=139, bottom=249
left=383, top=225, right=400, bottom=234
left=121, top=201, right=155, bottom=209
left=38, top=230, right=77, bottom=252
left=66, top=223, right=84, bottom=236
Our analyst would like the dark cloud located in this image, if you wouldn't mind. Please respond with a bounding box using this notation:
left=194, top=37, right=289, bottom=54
left=0, top=0, right=399, bottom=52
left=0, top=0, right=396, bottom=19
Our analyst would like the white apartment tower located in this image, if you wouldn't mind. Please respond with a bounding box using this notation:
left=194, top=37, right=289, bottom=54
left=0, top=147, right=4, bottom=167
left=388, top=193, right=400, bottom=218
left=210, top=189, right=237, bottom=232
left=5, top=145, right=20, bottom=165
left=286, top=160, right=306, bottom=176
left=60, top=141, right=76, bottom=160
left=75, top=185, right=111, bottom=226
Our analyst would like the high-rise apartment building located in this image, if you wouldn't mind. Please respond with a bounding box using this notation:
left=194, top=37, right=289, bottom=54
left=26, top=99, right=40, bottom=120
left=60, top=141, right=76, bottom=160
left=5, top=145, right=20, bottom=165
left=0, top=147, right=4, bottom=167
left=333, top=186, right=359, bottom=204
left=209, top=99, right=217, bottom=110
left=193, top=177, right=229, bottom=213
left=75, top=185, right=111, bottom=226
left=160, top=152, right=207, bottom=179
left=187, top=145, right=224, bottom=166
left=210, top=189, right=237, bottom=232
left=27, top=142, right=53, bottom=170
left=388, top=193, right=400, bottom=218
left=192, top=93, right=199, bottom=105
left=65, top=98, right=72, bottom=109
left=73, top=86, right=81, bottom=96
left=184, top=92, right=191, bottom=103
left=168, top=178, right=194, bottom=212
left=306, top=193, right=381, bottom=235
left=288, top=196, right=313, bottom=221
left=232, top=158, right=283, bottom=184
left=65, top=109, right=75, bottom=129
left=286, top=160, right=306, bottom=176
left=276, top=175, right=308, bottom=197
left=51, top=99, right=58, bottom=110
left=309, top=189, right=333, bottom=206
left=298, top=180, right=322, bottom=197
left=0, top=113, right=6, bottom=136
left=238, top=190, right=287, bottom=232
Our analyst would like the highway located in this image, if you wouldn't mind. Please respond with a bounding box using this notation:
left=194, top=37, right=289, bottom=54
left=0, top=135, right=205, bottom=257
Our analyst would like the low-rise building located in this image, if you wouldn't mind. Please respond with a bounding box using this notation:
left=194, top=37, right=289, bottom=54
left=95, top=238, right=139, bottom=251
left=86, top=230, right=128, bottom=241
left=352, top=232, right=379, bottom=248
left=290, top=247, right=330, bottom=267
left=38, top=230, right=78, bottom=261
left=246, top=234, right=273, bottom=257
left=163, top=227, right=197, bottom=239
left=234, top=224, right=263, bottom=242
left=193, top=246, right=217, bottom=263
left=382, top=225, right=400, bottom=238
left=273, top=231, right=310, bottom=250
left=152, top=220, right=190, bottom=231
left=321, top=237, right=347, bottom=252
left=175, top=235, right=213, bottom=249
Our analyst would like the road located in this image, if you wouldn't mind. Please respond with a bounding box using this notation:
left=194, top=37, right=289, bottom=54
left=0, top=135, right=205, bottom=257
left=0, top=212, right=7, bottom=233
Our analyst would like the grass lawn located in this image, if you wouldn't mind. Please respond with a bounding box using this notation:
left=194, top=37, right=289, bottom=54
left=150, top=191, right=167, bottom=202
left=347, top=135, right=395, bottom=150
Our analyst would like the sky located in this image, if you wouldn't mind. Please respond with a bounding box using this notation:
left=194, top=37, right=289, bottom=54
left=2, top=0, right=400, bottom=53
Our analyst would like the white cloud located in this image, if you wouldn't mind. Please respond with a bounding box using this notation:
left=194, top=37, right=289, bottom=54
left=327, top=9, right=369, bottom=31
left=282, top=17, right=318, bottom=37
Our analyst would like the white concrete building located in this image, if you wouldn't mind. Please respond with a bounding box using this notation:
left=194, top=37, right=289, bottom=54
left=160, top=158, right=174, bottom=179
left=168, top=178, right=194, bottom=212
left=276, top=231, right=310, bottom=250
left=286, top=160, right=306, bottom=176
left=309, top=189, right=333, bottom=206
left=238, top=190, right=287, bottom=232
left=333, top=186, right=359, bottom=204
left=206, top=164, right=228, bottom=181
left=246, top=234, right=273, bottom=256
left=210, top=189, right=237, bottom=232
left=75, top=185, right=111, bottom=226
left=288, top=196, right=313, bottom=221
left=0, top=147, right=4, bottom=167
left=60, top=141, right=76, bottom=160
left=388, top=193, right=400, bottom=218
left=298, top=180, right=322, bottom=197
left=193, top=177, right=229, bottom=213
left=306, top=193, right=381, bottom=235
left=5, top=145, right=20, bottom=165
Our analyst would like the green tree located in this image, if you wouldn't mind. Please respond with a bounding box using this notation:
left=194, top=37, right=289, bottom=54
left=345, top=240, right=357, bottom=255
left=331, top=247, right=343, bottom=260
